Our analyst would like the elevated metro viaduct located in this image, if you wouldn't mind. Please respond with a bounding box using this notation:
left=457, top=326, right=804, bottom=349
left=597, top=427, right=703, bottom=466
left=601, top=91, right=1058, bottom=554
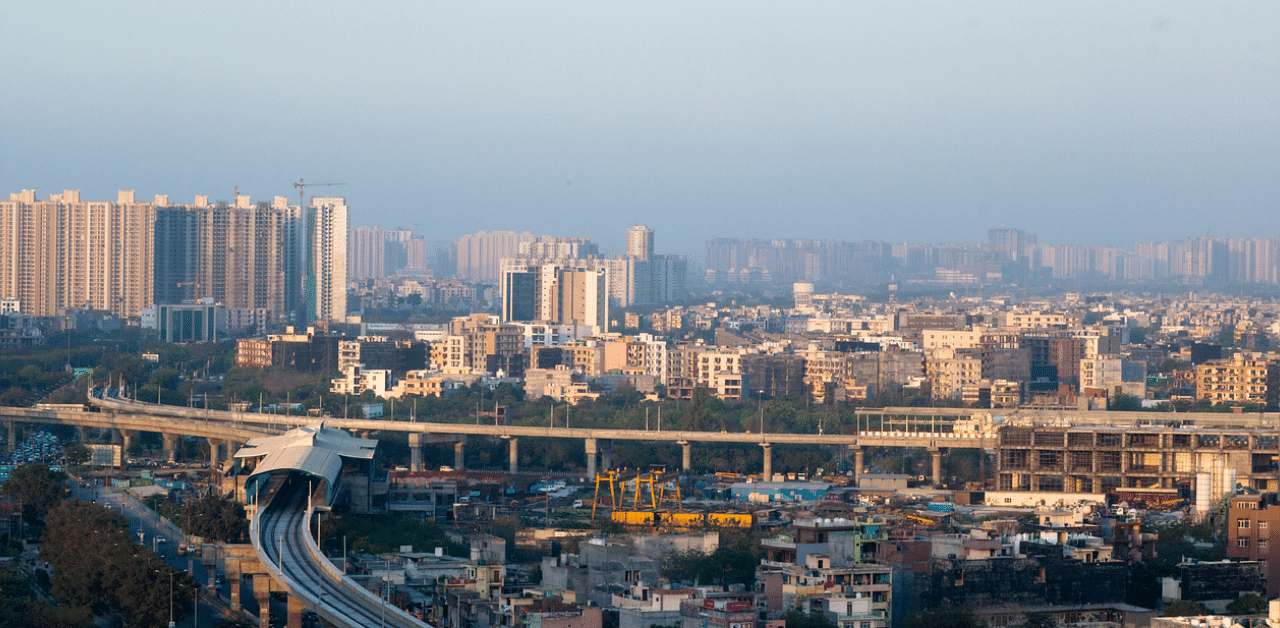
left=65, top=394, right=991, bottom=484
left=9, top=394, right=1280, bottom=489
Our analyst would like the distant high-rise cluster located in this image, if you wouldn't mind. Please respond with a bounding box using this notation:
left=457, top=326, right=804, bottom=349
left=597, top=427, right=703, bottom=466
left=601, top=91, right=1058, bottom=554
left=0, top=188, right=349, bottom=323
left=348, top=226, right=426, bottom=280
left=454, top=231, right=538, bottom=284
left=705, top=231, right=1280, bottom=287
left=482, top=224, right=686, bottom=333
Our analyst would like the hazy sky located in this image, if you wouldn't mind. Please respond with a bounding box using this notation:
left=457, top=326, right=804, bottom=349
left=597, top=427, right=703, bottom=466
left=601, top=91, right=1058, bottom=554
left=2, top=2, right=1276, bottom=259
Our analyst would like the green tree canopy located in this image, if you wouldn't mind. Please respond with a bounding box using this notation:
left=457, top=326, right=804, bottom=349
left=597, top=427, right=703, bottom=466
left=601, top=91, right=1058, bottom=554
left=905, top=601, right=988, bottom=628
left=64, top=443, right=92, bottom=467
left=182, top=493, right=248, bottom=543
left=782, top=608, right=838, bottom=628
left=1014, top=612, right=1058, bottom=628
left=40, top=500, right=195, bottom=627
left=1162, top=600, right=1211, bottom=617
left=1225, top=592, right=1268, bottom=615
left=0, top=464, right=66, bottom=519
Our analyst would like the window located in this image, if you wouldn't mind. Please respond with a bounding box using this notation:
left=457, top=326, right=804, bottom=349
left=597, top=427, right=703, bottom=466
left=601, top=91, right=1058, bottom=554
left=1239, top=538, right=1251, bottom=548
left=1239, top=519, right=1252, bottom=529
left=1259, top=539, right=1269, bottom=550
left=1260, top=521, right=1269, bottom=530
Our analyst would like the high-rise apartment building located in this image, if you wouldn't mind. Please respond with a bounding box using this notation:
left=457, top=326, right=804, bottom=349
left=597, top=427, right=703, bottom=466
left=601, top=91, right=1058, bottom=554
left=0, top=189, right=153, bottom=317
left=3, top=188, right=351, bottom=325
left=519, top=236, right=597, bottom=261
left=609, top=226, right=686, bottom=307
left=153, top=203, right=199, bottom=304
left=626, top=225, right=653, bottom=260
left=306, top=196, right=348, bottom=324
left=189, top=194, right=304, bottom=322
left=987, top=227, right=1036, bottom=261
left=500, top=258, right=609, bottom=332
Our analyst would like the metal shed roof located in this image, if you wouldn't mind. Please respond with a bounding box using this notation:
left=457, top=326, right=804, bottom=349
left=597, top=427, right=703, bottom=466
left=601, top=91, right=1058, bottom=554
left=238, top=423, right=377, bottom=494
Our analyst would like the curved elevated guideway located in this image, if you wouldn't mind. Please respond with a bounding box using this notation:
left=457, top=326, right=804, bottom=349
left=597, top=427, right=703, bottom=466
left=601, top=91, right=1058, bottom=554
left=254, top=478, right=427, bottom=628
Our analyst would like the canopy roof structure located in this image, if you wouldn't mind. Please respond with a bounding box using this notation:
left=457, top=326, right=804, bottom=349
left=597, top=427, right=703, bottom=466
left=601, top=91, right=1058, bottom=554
left=237, top=422, right=377, bottom=505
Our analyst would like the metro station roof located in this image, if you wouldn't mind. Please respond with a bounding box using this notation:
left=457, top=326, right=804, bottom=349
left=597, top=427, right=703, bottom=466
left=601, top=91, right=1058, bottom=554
left=237, top=423, right=377, bottom=490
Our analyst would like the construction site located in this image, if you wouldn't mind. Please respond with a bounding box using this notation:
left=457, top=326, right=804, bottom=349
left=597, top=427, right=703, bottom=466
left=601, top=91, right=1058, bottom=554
left=590, top=466, right=754, bottom=528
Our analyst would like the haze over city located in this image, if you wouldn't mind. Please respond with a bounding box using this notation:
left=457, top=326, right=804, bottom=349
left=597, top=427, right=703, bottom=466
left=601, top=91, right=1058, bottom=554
left=2, top=2, right=1277, bottom=258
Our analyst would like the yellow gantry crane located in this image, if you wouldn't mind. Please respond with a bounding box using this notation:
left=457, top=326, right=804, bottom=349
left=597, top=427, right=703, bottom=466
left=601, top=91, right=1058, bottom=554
left=592, top=468, right=640, bottom=520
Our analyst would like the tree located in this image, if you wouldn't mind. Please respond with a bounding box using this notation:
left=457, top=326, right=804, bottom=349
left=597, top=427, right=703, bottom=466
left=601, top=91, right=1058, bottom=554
left=0, top=464, right=66, bottom=520
left=696, top=547, right=759, bottom=587
left=40, top=500, right=195, bottom=626
left=905, top=602, right=988, bottom=628
left=183, top=493, right=248, bottom=543
left=0, top=387, right=28, bottom=407
left=64, top=443, right=92, bottom=467
left=661, top=549, right=707, bottom=584
left=782, top=608, right=838, bottom=628
left=1109, top=393, right=1143, bottom=412
left=0, top=567, right=95, bottom=628
left=1014, top=612, right=1058, bottom=628
left=1225, top=592, right=1268, bottom=615
left=1162, top=600, right=1211, bottom=617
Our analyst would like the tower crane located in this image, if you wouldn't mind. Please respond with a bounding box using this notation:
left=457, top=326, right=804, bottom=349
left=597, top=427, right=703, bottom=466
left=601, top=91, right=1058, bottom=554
left=293, top=178, right=346, bottom=208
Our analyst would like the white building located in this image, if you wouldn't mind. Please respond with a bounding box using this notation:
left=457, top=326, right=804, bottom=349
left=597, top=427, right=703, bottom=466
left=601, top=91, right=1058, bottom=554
left=331, top=364, right=389, bottom=397
left=307, top=196, right=348, bottom=324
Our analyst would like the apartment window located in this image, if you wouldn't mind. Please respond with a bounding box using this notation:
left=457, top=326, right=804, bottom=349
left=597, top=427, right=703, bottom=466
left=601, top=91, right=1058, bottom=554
left=1239, top=519, right=1252, bottom=529
left=1260, top=521, right=1268, bottom=530
left=1259, top=539, right=1269, bottom=550
left=1239, top=538, right=1251, bottom=548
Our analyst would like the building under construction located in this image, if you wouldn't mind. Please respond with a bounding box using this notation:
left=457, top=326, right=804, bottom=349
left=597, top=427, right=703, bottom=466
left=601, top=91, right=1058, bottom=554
left=995, top=425, right=1279, bottom=503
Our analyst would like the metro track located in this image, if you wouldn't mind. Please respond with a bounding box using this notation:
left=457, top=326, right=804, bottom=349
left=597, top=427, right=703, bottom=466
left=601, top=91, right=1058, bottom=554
left=257, top=479, right=425, bottom=628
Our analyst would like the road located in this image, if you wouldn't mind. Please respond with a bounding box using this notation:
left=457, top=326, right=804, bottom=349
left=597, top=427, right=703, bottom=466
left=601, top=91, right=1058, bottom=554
left=256, top=478, right=426, bottom=628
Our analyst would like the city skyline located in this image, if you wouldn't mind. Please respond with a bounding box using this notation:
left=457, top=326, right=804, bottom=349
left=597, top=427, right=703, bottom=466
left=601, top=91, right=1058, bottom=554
left=2, top=3, right=1275, bottom=258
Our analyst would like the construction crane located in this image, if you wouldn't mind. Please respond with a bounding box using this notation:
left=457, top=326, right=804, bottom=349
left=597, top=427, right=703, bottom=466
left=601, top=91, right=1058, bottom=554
left=293, top=178, right=346, bottom=208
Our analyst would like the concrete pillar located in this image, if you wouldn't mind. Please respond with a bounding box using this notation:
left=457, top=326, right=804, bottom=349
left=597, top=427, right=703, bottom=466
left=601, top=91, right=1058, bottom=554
left=226, top=562, right=242, bottom=610
left=681, top=441, right=692, bottom=473
left=163, top=433, right=179, bottom=463
left=201, top=546, right=217, bottom=591
left=930, top=447, right=943, bottom=486
left=601, top=439, right=613, bottom=471
left=77, top=425, right=91, bottom=443
left=288, top=593, right=305, bottom=628
left=119, top=430, right=136, bottom=459
left=5, top=421, right=14, bottom=455
left=408, top=433, right=423, bottom=472
left=760, top=443, right=772, bottom=481
left=585, top=438, right=598, bottom=478
left=508, top=437, right=519, bottom=475
left=253, top=573, right=272, bottom=627
left=454, top=439, right=465, bottom=471
left=851, top=447, right=865, bottom=485
left=208, top=438, right=223, bottom=471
